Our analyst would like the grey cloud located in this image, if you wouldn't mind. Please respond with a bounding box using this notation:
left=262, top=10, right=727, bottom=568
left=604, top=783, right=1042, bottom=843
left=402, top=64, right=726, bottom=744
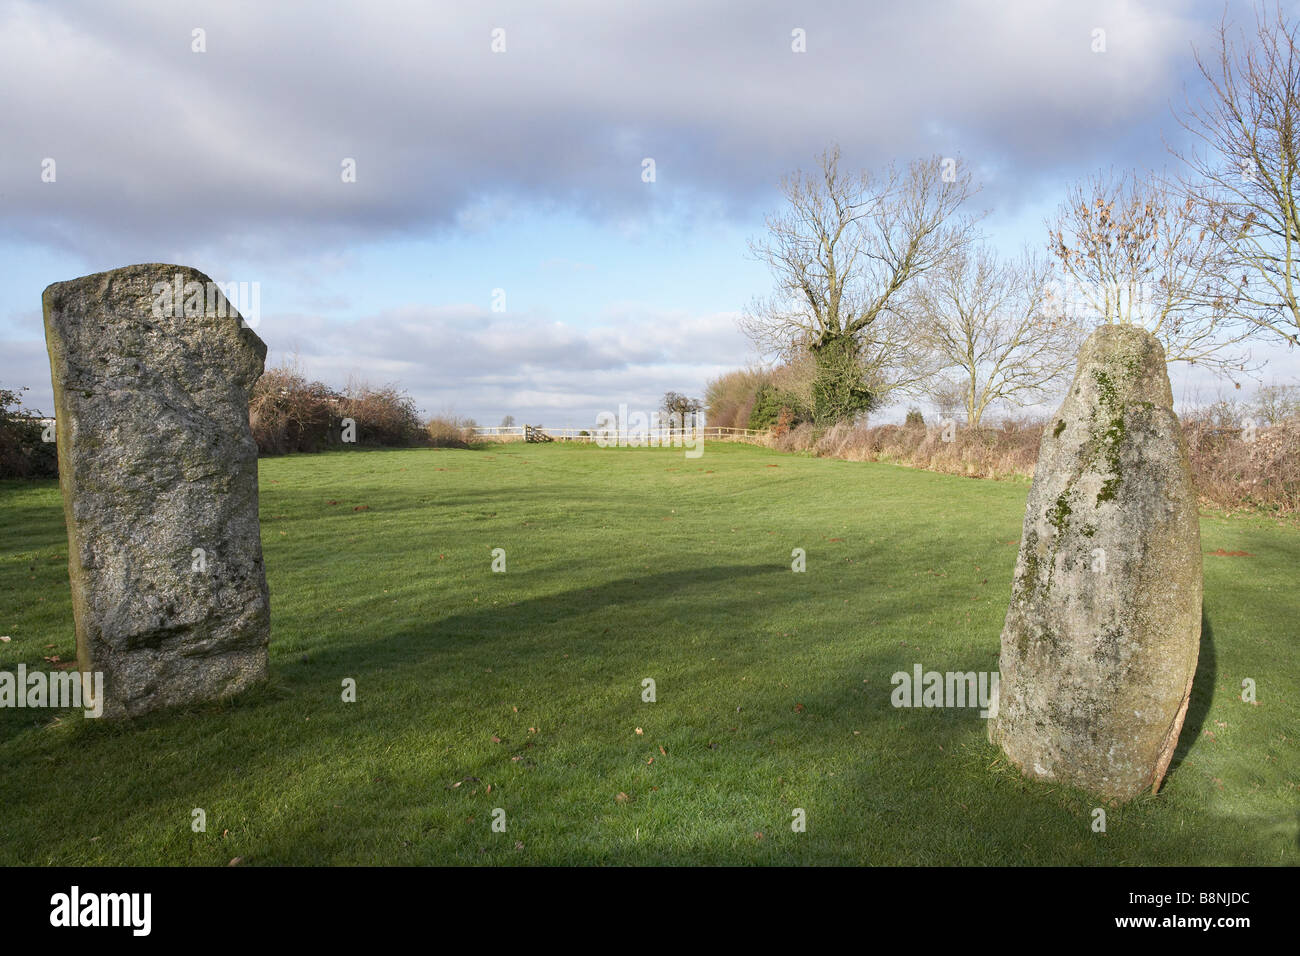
left=0, top=0, right=1213, bottom=260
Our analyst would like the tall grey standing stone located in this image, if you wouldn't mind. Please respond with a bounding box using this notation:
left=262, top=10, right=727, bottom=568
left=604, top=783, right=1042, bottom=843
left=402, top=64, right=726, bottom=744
left=42, top=264, right=270, bottom=718
left=988, top=325, right=1201, bottom=803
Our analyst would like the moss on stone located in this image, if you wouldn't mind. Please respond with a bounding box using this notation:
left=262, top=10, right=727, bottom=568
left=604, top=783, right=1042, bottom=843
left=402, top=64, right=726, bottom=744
left=1049, top=491, right=1072, bottom=534
left=1090, top=368, right=1127, bottom=505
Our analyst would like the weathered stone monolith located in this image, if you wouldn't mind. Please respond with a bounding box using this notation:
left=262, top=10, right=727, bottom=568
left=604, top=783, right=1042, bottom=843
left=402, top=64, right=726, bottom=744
left=42, top=264, right=270, bottom=718
left=988, top=325, right=1201, bottom=802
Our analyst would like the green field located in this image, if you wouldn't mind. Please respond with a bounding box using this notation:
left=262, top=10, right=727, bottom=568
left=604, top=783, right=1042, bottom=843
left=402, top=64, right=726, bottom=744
left=0, top=441, right=1296, bottom=865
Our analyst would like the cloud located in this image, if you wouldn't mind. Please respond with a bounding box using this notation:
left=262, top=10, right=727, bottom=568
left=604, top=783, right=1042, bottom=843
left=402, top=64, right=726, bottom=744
left=9, top=0, right=1285, bottom=427
left=260, top=303, right=748, bottom=423
left=0, top=0, right=1210, bottom=261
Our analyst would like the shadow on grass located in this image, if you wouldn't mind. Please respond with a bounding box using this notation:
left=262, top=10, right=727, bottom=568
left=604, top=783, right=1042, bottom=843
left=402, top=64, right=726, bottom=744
left=1165, top=607, right=1216, bottom=783
left=4, top=555, right=1286, bottom=866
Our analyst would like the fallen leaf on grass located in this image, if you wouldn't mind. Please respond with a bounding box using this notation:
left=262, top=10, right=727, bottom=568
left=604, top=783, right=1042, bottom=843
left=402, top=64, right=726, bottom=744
left=228, top=857, right=243, bottom=867
left=659, top=745, right=666, bottom=756
left=616, top=792, right=631, bottom=804
left=634, top=727, right=643, bottom=735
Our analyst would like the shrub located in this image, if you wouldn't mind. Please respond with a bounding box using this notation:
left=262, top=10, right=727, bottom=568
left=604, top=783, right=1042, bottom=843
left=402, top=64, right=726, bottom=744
left=705, top=367, right=771, bottom=429
left=760, top=409, right=1300, bottom=513
left=0, top=385, right=58, bottom=479
left=249, top=362, right=341, bottom=455
left=339, top=380, right=424, bottom=448
left=426, top=416, right=475, bottom=448
left=1183, top=409, right=1300, bottom=513
left=771, top=420, right=816, bottom=452
left=747, top=383, right=807, bottom=431
left=250, top=362, right=427, bottom=455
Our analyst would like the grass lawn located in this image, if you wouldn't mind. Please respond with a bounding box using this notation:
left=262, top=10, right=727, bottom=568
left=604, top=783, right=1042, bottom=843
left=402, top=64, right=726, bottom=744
left=0, top=441, right=1296, bottom=865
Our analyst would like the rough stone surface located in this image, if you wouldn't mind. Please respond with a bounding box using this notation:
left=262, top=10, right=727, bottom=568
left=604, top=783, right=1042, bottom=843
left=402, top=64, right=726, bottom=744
left=988, top=325, right=1201, bottom=802
left=42, top=264, right=269, bottom=718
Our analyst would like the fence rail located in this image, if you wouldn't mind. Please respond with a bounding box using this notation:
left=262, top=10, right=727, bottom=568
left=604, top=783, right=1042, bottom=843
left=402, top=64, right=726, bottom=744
left=469, top=425, right=771, bottom=443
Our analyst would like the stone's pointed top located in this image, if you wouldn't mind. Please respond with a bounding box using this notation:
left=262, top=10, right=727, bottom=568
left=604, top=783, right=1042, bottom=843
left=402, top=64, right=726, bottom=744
left=42, top=262, right=266, bottom=361
left=1073, top=323, right=1173, bottom=408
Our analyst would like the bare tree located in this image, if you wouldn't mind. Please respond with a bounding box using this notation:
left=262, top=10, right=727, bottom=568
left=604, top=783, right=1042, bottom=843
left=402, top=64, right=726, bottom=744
left=1047, top=168, right=1255, bottom=379
left=661, top=391, right=702, bottom=433
left=928, top=378, right=967, bottom=425
left=1174, top=3, right=1300, bottom=349
left=1251, top=381, right=1300, bottom=423
left=912, top=246, right=1081, bottom=428
left=741, top=146, right=978, bottom=424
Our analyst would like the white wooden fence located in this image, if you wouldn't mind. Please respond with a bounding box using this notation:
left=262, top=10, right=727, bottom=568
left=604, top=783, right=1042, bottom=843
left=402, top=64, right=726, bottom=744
left=470, top=424, right=771, bottom=444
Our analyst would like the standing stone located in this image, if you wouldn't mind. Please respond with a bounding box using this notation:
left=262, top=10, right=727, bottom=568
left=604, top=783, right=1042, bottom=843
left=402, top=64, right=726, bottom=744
left=989, top=325, right=1201, bottom=802
left=42, top=264, right=270, bottom=718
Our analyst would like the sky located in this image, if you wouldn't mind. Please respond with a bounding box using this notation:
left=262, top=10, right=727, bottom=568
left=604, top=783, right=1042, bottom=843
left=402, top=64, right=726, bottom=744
left=2, top=0, right=1298, bottom=427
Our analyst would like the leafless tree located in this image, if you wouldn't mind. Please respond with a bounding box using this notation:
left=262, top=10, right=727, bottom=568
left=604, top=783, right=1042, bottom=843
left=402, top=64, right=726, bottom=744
left=661, top=391, right=702, bottom=434
left=928, top=379, right=967, bottom=425
left=741, top=146, right=978, bottom=422
left=1174, top=3, right=1300, bottom=349
left=912, top=246, right=1081, bottom=428
left=1047, top=168, right=1256, bottom=380
left=1251, top=381, right=1300, bottom=423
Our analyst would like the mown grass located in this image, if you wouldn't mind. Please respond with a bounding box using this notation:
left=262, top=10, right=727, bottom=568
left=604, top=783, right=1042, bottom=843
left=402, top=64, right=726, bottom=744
left=0, top=441, right=1295, bottom=865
